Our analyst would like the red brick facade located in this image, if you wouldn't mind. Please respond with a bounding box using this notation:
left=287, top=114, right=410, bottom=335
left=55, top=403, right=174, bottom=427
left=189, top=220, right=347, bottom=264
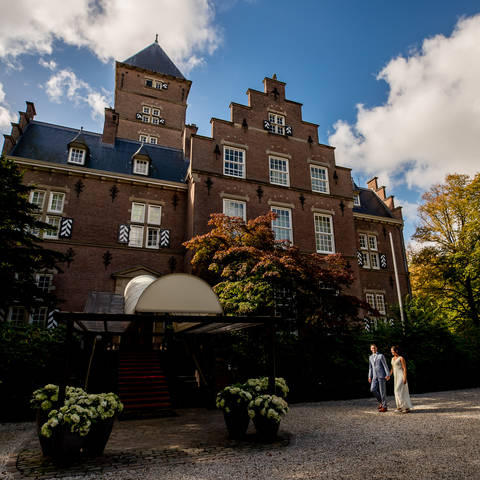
left=2, top=45, right=410, bottom=323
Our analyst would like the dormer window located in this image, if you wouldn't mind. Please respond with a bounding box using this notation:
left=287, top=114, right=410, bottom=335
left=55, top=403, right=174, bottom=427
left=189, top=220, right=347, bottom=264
left=354, top=193, right=361, bottom=206
left=133, top=158, right=149, bottom=176
left=68, top=147, right=86, bottom=165
left=268, top=113, right=285, bottom=135
left=145, top=78, right=153, bottom=88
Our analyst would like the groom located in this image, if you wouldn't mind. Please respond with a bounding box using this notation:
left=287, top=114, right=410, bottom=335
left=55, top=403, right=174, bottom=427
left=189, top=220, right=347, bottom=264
left=368, top=344, right=390, bottom=412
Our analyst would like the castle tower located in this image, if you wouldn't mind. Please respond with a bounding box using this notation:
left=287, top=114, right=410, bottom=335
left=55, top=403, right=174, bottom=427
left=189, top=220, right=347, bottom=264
left=107, top=37, right=192, bottom=149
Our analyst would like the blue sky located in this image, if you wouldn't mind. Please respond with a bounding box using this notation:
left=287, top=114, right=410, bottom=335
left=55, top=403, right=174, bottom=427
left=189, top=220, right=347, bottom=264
left=1, top=0, right=480, bottom=243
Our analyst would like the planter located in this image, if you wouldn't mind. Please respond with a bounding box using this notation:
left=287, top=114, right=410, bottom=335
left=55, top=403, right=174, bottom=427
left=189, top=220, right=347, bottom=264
left=252, top=415, right=280, bottom=442
left=223, top=409, right=250, bottom=439
left=36, top=410, right=55, bottom=457
left=82, top=416, right=115, bottom=457
left=49, top=426, right=84, bottom=464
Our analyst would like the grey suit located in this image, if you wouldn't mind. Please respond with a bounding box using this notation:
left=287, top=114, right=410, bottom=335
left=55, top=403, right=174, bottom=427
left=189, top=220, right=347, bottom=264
left=368, top=353, right=390, bottom=408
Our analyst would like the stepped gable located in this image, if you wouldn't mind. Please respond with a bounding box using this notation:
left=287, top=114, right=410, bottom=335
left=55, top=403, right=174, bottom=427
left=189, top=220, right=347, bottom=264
left=353, top=186, right=394, bottom=218
left=11, top=121, right=189, bottom=183
left=123, top=39, right=185, bottom=79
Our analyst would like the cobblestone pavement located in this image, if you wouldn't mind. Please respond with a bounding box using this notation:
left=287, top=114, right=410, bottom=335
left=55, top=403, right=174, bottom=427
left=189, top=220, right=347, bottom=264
left=2, top=388, right=480, bottom=479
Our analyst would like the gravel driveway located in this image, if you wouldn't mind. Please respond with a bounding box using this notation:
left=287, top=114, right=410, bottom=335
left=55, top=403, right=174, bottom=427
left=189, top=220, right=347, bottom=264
left=1, top=388, right=479, bottom=479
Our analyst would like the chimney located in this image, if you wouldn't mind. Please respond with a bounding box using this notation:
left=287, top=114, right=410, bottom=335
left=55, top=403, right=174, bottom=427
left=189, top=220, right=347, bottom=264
left=263, top=75, right=286, bottom=101
left=384, top=196, right=395, bottom=210
left=367, top=177, right=378, bottom=191
left=376, top=186, right=386, bottom=200
left=102, top=108, right=118, bottom=145
left=183, top=123, right=198, bottom=159
left=25, top=101, right=36, bottom=120
left=2, top=135, right=16, bottom=155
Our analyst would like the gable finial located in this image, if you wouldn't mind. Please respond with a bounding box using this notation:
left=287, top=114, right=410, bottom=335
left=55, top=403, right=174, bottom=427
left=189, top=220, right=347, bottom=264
left=155, top=34, right=158, bottom=43
left=273, top=73, right=277, bottom=80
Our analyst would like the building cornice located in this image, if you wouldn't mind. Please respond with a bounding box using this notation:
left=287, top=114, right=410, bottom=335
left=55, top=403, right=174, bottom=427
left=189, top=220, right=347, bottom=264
left=9, top=156, right=188, bottom=191
left=353, top=211, right=403, bottom=226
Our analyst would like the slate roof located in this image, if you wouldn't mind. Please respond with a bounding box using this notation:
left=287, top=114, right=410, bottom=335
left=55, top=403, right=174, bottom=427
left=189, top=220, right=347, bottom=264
left=11, top=121, right=189, bottom=184
left=123, top=41, right=185, bottom=79
left=353, top=186, right=395, bottom=219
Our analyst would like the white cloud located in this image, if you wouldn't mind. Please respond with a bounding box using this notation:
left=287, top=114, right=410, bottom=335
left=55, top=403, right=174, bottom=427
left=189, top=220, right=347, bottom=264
left=0, top=82, right=16, bottom=132
left=329, top=14, right=480, bottom=191
left=39, top=58, right=57, bottom=70
left=0, top=0, right=221, bottom=74
left=45, top=69, right=109, bottom=120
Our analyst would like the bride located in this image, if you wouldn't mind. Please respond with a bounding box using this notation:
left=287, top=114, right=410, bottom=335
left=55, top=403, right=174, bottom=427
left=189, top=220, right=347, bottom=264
left=390, top=346, right=413, bottom=413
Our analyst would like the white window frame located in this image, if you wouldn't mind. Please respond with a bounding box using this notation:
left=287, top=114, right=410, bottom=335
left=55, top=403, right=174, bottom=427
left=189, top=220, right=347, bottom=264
left=139, top=135, right=148, bottom=143
left=142, top=115, right=150, bottom=123
left=354, top=193, right=361, bottom=206
left=30, top=190, right=46, bottom=210
left=44, top=216, right=61, bottom=239
left=148, top=205, right=162, bottom=225
left=146, top=227, right=160, bottom=249
left=133, top=158, right=149, bottom=176
left=310, top=165, right=329, bottom=194
left=68, top=148, right=86, bottom=165
left=48, top=192, right=65, bottom=214
left=370, top=252, right=380, bottom=270
left=360, top=233, right=379, bottom=269
left=149, top=137, right=157, bottom=144
left=152, top=108, right=160, bottom=117
left=359, top=233, right=368, bottom=250
left=29, top=307, right=48, bottom=326
left=271, top=206, right=293, bottom=243
left=145, top=78, right=153, bottom=88
left=223, top=146, right=245, bottom=178
left=375, top=294, right=386, bottom=315
left=361, top=251, right=370, bottom=268
left=223, top=198, right=246, bottom=221
left=152, top=117, right=160, bottom=125
left=8, top=306, right=26, bottom=325
left=314, top=213, right=335, bottom=254
left=368, top=235, right=378, bottom=251
left=269, top=156, right=290, bottom=186
left=128, top=225, right=144, bottom=248
left=35, top=273, right=53, bottom=292
left=268, top=112, right=285, bottom=135
left=131, top=203, right=146, bottom=223
left=142, top=106, right=151, bottom=114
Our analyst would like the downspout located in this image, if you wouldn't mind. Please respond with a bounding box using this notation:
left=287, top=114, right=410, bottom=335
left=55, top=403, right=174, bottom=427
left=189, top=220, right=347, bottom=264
left=389, top=231, right=405, bottom=326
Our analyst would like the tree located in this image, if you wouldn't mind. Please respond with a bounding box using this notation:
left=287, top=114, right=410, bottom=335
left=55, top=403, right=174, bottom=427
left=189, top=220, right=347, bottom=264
left=184, top=212, right=362, bottom=324
left=0, top=156, right=66, bottom=316
left=410, top=173, right=480, bottom=328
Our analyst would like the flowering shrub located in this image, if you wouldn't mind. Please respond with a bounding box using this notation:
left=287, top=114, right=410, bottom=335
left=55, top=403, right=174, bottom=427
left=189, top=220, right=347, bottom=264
left=31, top=385, right=123, bottom=438
left=247, top=394, right=289, bottom=423
left=244, top=377, right=289, bottom=399
left=216, top=385, right=252, bottom=413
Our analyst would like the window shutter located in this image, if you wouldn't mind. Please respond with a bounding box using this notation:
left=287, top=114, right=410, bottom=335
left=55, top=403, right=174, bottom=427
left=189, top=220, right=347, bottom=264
left=47, top=309, right=58, bottom=329
left=356, top=250, right=364, bottom=267
left=59, top=218, right=73, bottom=239
left=285, top=125, right=293, bottom=136
left=263, top=120, right=271, bottom=131
left=118, top=224, right=130, bottom=243
left=380, top=253, right=387, bottom=269
left=160, top=229, right=170, bottom=248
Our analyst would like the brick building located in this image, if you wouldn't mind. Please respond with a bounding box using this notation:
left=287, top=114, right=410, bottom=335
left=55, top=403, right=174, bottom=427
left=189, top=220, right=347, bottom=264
left=2, top=39, right=410, bottom=327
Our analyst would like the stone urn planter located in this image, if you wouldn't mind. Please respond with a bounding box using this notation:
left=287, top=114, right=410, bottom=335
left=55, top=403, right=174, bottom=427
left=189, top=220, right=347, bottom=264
left=82, top=416, right=115, bottom=457
left=252, top=415, right=280, bottom=442
left=223, top=409, right=250, bottom=439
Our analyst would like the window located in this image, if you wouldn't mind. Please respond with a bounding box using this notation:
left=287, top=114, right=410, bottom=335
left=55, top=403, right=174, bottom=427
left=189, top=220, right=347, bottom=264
left=223, top=199, right=246, bottom=221
left=131, top=203, right=145, bottom=223
left=269, top=157, right=289, bottom=186
left=128, top=225, right=144, bottom=247
left=359, top=233, right=379, bottom=269
left=8, top=306, right=26, bottom=325
left=68, top=148, right=86, bottom=165
left=310, top=165, right=329, bottom=194
left=128, top=202, right=162, bottom=248
left=271, top=207, right=293, bottom=243
left=142, top=115, right=150, bottom=123
left=35, top=274, right=52, bottom=292
left=133, top=159, right=149, bottom=176
left=48, top=192, right=65, bottom=213
left=30, top=307, right=47, bottom=326
left=152, top=117, right=160, bottom=125
left=146, top=227, right=160, bottom=248
left=152, top=108, right=160, bottom=117
left=268, top=113, right=285, bottom=135
left=138, top=135, right=157, bottom=144
left=223, top=147, right=245, bottom=178
left=148, top=205, right=162, bottom=225
left=142, top=106, right=151, bottom=114
left=366, top=292, right=386, bottom=316
left=44, top=216, right=61, bottom=239
left=354, top=193, right=361, bottom=206
left=145, top=78, right=153, bottom=88
left=314, top=214, right=335, bottom=253
left=30, top=190, right=46, bottom=210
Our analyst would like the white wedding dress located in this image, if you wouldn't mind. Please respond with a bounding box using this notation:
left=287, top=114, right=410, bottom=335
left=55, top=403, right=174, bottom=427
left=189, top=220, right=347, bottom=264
left=392, top=357, right=413, bottom=410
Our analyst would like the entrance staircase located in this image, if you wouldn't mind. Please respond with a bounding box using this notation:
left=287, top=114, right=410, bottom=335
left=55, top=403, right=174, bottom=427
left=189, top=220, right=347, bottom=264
left=117, top=351, right=172, bottom=415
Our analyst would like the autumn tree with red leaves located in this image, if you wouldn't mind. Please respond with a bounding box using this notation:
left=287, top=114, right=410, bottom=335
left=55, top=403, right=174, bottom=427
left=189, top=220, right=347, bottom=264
left=184, top=213, right=361, bottom=325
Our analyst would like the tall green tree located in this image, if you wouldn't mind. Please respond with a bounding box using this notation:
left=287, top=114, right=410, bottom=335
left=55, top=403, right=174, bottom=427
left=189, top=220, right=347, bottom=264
left=184, top=212, right=362, bottom=324
left=0, top=156, right=65, bottom=315
left=410, top=173, right=480, bottom=328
